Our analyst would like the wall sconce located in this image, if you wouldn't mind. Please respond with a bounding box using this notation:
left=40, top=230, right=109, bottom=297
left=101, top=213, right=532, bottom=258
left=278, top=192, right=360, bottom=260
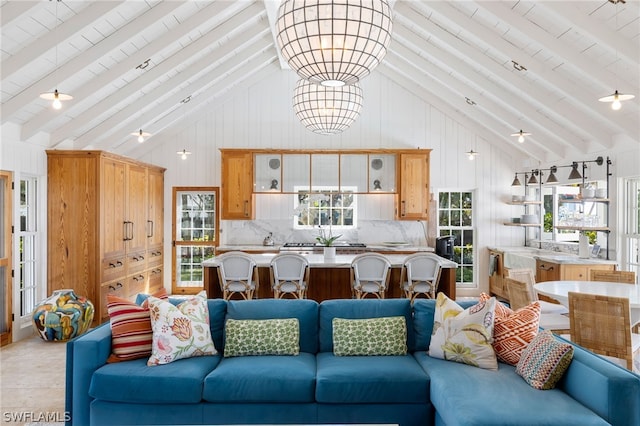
left=568, top=162, right=582, bottom=180
left=270, top=179, right=279, bottom=191
left=511, top=173, right=523, bottom=186
left=528, top=170, right=538, bottom=185
left=373, top=179, right=382, bottom=191
left=546, top=166, right=558, bottom=184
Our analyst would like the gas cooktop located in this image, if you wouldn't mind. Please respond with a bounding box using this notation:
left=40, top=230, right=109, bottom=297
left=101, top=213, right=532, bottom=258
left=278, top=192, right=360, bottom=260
left=282, top=242, right=366, bottom=248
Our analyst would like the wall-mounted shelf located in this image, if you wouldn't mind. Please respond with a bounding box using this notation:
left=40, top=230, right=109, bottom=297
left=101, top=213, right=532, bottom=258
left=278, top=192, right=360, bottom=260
left=503, top=223, right=542, bottom=227
left=558, top=198, right=610, bottom=204
left=555, top=225, right=610, bottom=232
left=506, top=201, right=542, bottom=206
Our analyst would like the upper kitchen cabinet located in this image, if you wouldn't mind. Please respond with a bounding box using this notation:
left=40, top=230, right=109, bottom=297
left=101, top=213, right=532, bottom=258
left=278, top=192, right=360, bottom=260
left=221, top=150, right=254, bottom=219
left=340, top=154, right=368, bottom=192
left=282, top=153, right=311, bottom=192
left=396, top=150, right=431, bottom=220
left=254, top=153, right=282, bottom=193
left=312, top=154, right=339, bottom=190
left=369, top=153, right=396, bottom=193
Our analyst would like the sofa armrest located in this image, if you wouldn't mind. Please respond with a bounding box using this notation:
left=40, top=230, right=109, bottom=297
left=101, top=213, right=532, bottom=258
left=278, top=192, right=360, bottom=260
left=560, top=342, right=640, bottom=426
left=66, top=324, right=112, bottom=426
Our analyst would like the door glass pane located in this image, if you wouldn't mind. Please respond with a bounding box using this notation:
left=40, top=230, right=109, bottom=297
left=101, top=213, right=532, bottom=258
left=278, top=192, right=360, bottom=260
left=176, top=192, right=217, bottom=243
left=176, top=246, right=216, bottom=288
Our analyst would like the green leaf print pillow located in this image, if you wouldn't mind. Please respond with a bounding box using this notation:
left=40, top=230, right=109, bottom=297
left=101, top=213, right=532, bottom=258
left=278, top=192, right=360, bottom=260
left=332, top=316, right=407, bottom=356
left=224, top=318, right=300, bottom=357
left=428, top=292, right=498, bottom=370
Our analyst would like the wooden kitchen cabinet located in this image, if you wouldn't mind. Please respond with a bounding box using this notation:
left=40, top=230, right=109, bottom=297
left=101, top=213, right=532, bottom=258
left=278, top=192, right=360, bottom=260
left=47, top=150, right=165, bottom=323
left=396, top=151, right=430, bottom=220
left=535, top=259, right=615, bottom=282
left=221, top=150, right=254, bottom=219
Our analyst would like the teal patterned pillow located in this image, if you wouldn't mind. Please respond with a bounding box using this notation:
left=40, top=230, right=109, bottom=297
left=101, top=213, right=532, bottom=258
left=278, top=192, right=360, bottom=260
left=516, top=330, right=574, bottom=390
left=224, top=318, right=299, bottom=357
left=332, top=316, right=407, bottom=356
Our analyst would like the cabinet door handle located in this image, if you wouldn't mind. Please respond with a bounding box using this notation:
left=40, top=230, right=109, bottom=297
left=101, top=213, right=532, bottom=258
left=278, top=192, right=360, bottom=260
left=147, top=220, right=154, bottom=238
left=129, top=222, right=134, bottom=241
left=109, top=285, right=116, bottom=291
left=539, top=264, right=554, bottom=271
left=116, top=282, right=123, bottom=288
left=401, top=200, right=406, bottom=217
left=122, top=221, right=129, bottom=241
left=244, top=200, right=249, bottom=217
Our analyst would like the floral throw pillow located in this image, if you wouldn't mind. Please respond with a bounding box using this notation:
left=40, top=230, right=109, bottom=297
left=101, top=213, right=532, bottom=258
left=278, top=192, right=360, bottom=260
left=147, top=291, right=216, bottom=366
left=479, top=292, right=541, bottom=366
left=224, top=318, right=300, bottom=357
left=428, top=292, right=497, bottom=370
left=332, top=316, right=407, bottom=356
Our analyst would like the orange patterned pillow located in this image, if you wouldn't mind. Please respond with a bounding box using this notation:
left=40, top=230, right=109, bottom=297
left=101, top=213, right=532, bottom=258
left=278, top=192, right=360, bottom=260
left=107, top=288, right=168, bottom=363
left=479, top=293, right=541, bottom=365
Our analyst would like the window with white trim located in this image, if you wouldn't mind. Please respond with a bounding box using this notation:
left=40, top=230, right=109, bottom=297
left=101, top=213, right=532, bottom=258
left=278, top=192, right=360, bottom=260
left=293, top=187, right=357, bottom=229
left=437, top=190, right=475, bottom=288
left=622, top=177, right=640, bottom=282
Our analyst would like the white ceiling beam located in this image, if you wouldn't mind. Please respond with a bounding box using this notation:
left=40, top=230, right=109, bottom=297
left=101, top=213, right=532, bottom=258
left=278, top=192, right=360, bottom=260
left=1, top=1, right=182, bottom=121
left=0, top=1, right=39, bottom=27
left=1, top=2, right=124, bottom=81
left=22, top=0, right=258, bottom=141
left=394, top=4, right=612, bottom=149
left=417, top=1, right=638, bottom=144
left=393, top=22, right=590, bottom=153
left=377, top=62, right=545, bottom=161
left=122, top=63, right=281, bottom=158
left=71, top=37, right=276, bottom=149
left=46, top=5, right=268, bottom=144
left=378, top=57, right=546, bottom=159
left=386, top=40, right=564, bottom=159
left=541, top=1, right=638, bottom=65
left=478, top=1, right=638, bottom=94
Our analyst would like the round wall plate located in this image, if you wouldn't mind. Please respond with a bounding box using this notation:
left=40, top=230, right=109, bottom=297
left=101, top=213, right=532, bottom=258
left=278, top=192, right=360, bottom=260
left=269, top=158, right=281, bottom=169
left=371, top=158, right=383, bottom=170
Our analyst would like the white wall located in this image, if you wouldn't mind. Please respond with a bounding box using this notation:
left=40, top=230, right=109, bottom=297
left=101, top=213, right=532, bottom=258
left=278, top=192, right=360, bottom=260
left=14, top=71, right=635, bottom=297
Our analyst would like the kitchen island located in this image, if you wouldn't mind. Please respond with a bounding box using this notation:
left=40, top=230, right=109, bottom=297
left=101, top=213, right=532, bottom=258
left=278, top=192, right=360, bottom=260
left=202, top=253, right=458, bottom=301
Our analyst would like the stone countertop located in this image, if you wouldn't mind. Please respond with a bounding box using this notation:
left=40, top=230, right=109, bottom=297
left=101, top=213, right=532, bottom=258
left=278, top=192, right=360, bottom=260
left=488, top=246, right=617, bottom=266
left=216, top=244, right=434, bottom=253
left=203, top=253, right=457, bottom=269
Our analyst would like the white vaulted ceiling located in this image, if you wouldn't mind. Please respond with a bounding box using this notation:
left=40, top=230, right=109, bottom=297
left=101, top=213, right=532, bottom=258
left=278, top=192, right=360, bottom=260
left=1, top=0, right=638, bottom=162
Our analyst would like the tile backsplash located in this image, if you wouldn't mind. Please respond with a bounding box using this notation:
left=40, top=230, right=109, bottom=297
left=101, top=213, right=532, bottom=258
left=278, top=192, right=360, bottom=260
left=221, top=219, right=430, bottom=247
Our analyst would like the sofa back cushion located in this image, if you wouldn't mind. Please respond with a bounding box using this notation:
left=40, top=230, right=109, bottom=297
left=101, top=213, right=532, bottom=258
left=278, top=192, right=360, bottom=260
left=412, top=298, right=476, bottom=352
left=225, top=299, right=319, bottom=353
left=319, top=299, right=414, bottom=353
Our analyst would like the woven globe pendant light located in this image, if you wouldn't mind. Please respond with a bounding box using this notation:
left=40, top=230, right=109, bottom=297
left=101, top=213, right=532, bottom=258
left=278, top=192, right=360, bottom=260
left=293, top=78, right=363, bottom=134
left=276, top=0, right=393, bottom=87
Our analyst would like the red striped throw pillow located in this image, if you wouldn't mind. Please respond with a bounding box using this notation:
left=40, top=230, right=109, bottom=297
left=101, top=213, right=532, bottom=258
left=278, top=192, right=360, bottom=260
left=107, top=288, right=168, bottom=363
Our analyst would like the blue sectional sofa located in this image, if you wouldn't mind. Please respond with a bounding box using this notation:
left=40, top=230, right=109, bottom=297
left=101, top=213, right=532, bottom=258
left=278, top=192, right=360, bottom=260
left=66, top=298, right=640, bottom=426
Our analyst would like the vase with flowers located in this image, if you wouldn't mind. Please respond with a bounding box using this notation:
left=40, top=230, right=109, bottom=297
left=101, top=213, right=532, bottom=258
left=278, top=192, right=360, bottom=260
left=316, top=226, right=341, bottom=261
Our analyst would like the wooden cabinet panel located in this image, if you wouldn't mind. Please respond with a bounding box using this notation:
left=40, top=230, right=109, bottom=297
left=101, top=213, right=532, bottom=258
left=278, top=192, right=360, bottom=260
left=221, top=151, right=254, bottom=219
left=489, top=250, right=507, bottom=299
left=101, top=158, right=127, bottom=259
left=47, top=151, right=165, bottom=324
left=397, top=151, right=430, bottom=220
left=536, top=260, right=615, bottom=282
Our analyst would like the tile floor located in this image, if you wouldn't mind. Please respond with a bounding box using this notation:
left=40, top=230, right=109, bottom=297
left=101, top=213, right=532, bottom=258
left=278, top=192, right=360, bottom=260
left=1, top=335, right=66, bottom=426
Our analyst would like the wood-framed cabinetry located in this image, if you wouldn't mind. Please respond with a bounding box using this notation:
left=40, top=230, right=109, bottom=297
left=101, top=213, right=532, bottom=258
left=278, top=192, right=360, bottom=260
left=396, top=151, right=430, bottom=220
left=535, top=259, right=615, bottom=282
left=488, top=249, right=507, bottom=299
left=220, top=150, right=254, bottom=219
left=220, top=148, right=430, bottom=220
left=47, top=150, right=165, bottom=323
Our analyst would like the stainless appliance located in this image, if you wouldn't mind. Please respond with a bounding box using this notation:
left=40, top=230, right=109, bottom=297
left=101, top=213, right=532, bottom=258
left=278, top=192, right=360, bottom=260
left=280, top=242, right=366, bottom=254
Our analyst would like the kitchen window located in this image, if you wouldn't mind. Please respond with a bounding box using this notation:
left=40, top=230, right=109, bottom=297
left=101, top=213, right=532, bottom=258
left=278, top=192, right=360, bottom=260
left=622, top=177, right=640, bottom=279
left=293, top=187, right=357, bottom=229
left=437, top=191, right=475, bottom=288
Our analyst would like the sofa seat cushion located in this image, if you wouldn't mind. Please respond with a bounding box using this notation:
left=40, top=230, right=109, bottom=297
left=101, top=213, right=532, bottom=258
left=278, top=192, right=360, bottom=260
left=413, top=352, right=608, bottom=426
left=316, top=352, right=429, bottom=404
left=202, top=352, right=316, bottom=403
left=89, top=355, right=220, bottom=404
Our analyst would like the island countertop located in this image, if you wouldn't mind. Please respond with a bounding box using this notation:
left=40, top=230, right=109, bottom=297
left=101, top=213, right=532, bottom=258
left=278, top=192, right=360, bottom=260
left=215, top=245, right=436, bottom=253
left=202, top=252, right=457, bottom=301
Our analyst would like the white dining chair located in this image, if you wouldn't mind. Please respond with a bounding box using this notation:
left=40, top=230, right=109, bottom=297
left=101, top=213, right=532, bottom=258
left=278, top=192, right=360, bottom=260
left=270, top=253, right=310, bottom=299
left=350, top=253, right=392, bottom=299
left=399, top=253, right=442, bottom=302
left=216, top=251, right=259, bottom=300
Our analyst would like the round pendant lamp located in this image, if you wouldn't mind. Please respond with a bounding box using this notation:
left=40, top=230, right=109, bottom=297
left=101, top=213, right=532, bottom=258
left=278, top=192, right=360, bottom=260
left=293, top=78, right=362, bottom=135
left=276, top=0, right=393, bottom=87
